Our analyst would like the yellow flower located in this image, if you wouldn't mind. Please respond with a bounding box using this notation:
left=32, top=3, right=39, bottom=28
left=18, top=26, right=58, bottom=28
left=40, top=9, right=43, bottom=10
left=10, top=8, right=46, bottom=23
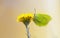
left=17, top=13, right=34, bottom=23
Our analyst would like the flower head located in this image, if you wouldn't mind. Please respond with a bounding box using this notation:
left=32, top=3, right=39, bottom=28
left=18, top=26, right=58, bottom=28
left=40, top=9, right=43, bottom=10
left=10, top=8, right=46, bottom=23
left=17, top=13, right=34, bottom=25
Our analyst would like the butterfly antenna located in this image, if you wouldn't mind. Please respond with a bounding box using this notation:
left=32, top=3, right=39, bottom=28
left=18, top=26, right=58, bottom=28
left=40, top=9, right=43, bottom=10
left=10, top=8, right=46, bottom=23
left=34, top=8, right=36, bottom=16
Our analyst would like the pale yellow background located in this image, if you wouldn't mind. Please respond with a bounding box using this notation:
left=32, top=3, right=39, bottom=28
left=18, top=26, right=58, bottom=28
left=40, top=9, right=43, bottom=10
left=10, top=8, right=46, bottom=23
left=0, top=0, right=60, bottom=38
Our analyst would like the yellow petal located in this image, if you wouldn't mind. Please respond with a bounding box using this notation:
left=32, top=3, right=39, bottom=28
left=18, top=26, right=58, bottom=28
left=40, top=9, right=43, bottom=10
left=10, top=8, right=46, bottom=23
left=16, top=13, right=34, bottom=22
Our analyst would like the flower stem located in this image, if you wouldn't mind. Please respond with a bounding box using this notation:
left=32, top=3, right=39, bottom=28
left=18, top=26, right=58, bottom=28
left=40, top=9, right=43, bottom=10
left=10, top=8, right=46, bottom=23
left=26, top=26, right=30, bottom=38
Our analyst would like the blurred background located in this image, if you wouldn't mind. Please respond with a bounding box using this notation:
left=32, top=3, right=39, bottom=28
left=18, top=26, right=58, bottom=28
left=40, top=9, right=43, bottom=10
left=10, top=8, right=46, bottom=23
left=0, top=0, right=60, bottom=38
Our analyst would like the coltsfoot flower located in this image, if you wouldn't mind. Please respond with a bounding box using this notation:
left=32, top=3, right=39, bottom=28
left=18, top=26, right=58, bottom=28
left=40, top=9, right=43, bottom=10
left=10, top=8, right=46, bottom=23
left=17, top=13, right=34, bottom=26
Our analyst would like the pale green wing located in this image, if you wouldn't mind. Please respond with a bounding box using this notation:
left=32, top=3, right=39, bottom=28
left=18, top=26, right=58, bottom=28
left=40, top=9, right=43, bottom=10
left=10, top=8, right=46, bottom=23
left=33, top=14, right=51, bottom=26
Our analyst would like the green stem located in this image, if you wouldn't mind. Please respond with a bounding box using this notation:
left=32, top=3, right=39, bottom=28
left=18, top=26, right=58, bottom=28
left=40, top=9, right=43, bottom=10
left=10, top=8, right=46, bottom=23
left=23, top=20, right=30, bottom=38
left=26, top=26, right=30, bottom=38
